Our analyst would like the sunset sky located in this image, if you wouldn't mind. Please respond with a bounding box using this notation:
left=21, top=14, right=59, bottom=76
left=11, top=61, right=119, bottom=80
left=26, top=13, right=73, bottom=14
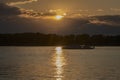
left=0, top=0, right=120, bottom=35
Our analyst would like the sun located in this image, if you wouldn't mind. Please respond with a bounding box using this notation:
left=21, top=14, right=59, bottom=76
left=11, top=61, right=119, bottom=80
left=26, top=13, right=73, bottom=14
left=55, top=15, right=63, bottom=20
left=55, top=47, right=62, bottom=51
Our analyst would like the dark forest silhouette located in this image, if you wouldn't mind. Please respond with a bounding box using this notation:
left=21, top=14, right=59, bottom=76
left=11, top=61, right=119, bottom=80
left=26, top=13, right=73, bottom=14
left=0, top=33, right=120, bottom=46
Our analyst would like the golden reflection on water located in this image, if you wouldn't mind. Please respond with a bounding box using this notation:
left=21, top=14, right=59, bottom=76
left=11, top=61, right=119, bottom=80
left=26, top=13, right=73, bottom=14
left=53, top=47, right=66, bottom=80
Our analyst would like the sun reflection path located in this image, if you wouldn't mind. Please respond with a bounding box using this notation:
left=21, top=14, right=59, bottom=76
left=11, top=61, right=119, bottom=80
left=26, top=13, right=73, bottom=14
left=54, top=47, right=66, bottom=80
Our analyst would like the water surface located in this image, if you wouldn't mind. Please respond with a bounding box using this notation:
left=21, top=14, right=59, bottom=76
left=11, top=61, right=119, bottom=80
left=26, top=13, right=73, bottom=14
left=0, top=47, right=120, bottom=80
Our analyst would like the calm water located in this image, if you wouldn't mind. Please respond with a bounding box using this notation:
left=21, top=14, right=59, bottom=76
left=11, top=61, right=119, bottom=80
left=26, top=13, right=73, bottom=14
left=0, top=47, right=120, bottom=80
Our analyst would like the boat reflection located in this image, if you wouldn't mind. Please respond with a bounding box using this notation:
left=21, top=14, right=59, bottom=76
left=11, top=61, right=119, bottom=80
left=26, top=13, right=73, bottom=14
left=53, top=47, right=66, bottom=80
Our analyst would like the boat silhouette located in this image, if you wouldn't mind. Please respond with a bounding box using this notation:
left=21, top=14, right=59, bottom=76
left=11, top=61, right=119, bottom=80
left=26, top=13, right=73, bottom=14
left=63, top=45, right=95, bottom=49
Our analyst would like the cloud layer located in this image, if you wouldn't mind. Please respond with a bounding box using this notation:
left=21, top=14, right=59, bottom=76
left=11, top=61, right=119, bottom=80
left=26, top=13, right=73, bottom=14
left=0, top=3, right=21, bottom=15
left=0, top=3, right=120, bottom=35
left=7, top=0, right=38, bottom=6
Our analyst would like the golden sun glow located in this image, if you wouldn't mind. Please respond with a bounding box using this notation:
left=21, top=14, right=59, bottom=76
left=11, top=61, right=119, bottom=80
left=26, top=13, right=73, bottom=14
left=55, top=47, right=62, bottom=52
left=55, top=15, right=64, bottom=20
left=53, top=46, right=66, bottom=80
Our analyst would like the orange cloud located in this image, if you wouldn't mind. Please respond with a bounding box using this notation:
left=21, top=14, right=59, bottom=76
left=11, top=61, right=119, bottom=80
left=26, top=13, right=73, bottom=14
left=8, top=0, right=38, bottom=6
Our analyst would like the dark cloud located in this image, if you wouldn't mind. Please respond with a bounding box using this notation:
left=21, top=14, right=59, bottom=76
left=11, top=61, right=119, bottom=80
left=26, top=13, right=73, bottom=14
left=0, top=3, right=40, bottom=17
left=89, top=15, right=120, bottom=26
left=0, top=3, right=21, bottom=15
left=93, top=15, right=120, bottom=22
left=58, top=16, right=120, bottom=35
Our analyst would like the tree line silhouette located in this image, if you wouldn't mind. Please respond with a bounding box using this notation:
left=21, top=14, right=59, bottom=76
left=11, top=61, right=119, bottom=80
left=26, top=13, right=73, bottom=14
left=0, top=33, right=120, bottom=46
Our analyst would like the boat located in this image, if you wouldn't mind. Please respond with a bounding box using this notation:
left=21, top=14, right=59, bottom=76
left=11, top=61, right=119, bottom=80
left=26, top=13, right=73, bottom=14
left=62, top=45, right=95, bottom=49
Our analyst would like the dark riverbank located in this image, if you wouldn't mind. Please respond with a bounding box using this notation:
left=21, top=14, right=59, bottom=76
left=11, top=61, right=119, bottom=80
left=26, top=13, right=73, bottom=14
left=0, top=33, right=120, bottom=46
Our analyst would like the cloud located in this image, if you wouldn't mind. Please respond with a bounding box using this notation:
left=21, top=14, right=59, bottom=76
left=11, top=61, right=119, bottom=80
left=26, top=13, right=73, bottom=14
left=89, top=15, right=120, bottom=26
left=110, top=8, right=120, bottom=12
left=0, top=3, right=21, bottom=15
left=96, top=9, right=104, bottom=12
left=0, top=3, right=57, bottom=18
left=89, top=19, right=119, bottom=26
left=20, top=9, right=57, bottom=19
left=0, top=3, right=120, bottom=35
left=89, top=20, right=112, bottom=25
left=8, top=0, right=38, bottom=6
